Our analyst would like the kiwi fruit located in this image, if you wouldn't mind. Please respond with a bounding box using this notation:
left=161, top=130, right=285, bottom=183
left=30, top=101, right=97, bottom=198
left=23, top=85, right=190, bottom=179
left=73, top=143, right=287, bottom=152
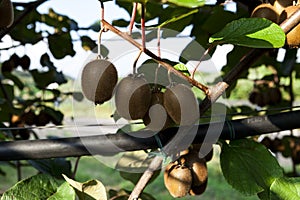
left=21, top=110, right=36, bottom=126
left=115, top=74, right=151, bottom=120
left=163, top=84, right=199, bottom=126
left=81, top=59, right=118, bottom=105
left=19, top=55, right=31, bottom=70
left=0, top=0, right=14, bottom=28
left=36, top=111, right=51, bottom=126
left=251, top=3, right=279, bottom=23
left=181, top=151, right=208, bottom=195
left=279, top=5, right=300, bottom=47
left=272, top=0, right=295, bottom=14
left=143, top=91, right=174, bottom=131
left=164, top=162, right=192, bottom=198
left=268, top=87, right=282, bottom=105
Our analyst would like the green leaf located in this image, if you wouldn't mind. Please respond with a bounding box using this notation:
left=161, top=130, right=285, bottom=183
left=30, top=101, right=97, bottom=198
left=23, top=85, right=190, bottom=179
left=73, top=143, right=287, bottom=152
left=166, top=0, right=205, bottom=8
left=174, top=63, right=190, bottom=76
left=1, top=174, right=61, bottom=200
left=48, top=182, right=76, bottom=200
left=28, top=158, right=71, bottom=179
left=270, top=177, right=300, bottom=200
left=209, top=18, right=285, bottom=48
left=81, top=36, right=97, bottom=51
left=48, top=32, right=76, bottom=59
left=220, top=139, right=284, bottom=196
left=63, top=174, right=107, bottom=200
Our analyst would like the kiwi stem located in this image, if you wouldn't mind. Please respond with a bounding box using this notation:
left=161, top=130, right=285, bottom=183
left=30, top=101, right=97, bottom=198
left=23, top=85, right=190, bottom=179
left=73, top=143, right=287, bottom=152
left=191, top=44, right=215, bottom=80
left=141, top=3, right=146, bottom=51
left=99, top=0, right=105, bottom=30
left=128, top=2, right=138, bottom=35
left=97, top=28, right=104, bottom=59
left=102, top=19, right=209, bottom=94
left=133, top=50, right=143, bottom=74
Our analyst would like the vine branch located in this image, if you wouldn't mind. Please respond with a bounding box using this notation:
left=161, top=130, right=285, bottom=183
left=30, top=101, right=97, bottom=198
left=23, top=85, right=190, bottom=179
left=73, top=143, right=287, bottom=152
left=101, top=19, right=209, bottom=94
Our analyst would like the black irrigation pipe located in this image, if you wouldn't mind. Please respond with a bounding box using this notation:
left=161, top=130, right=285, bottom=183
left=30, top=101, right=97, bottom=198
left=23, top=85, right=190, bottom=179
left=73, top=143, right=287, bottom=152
left=0, top=110, right=300, bottom=161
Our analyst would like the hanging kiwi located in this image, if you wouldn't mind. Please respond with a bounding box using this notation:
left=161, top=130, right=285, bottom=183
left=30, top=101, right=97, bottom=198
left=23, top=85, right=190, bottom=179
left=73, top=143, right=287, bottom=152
left=114, top=74, right=151, bottom=120
left=164, top=162, right=192, bottom=198
left=251, top=3, right=279, bottom=23
left=163, top=83, right=199, bottom=126
left=0, top=0, right=14, bottom=28
left=279, top=5, right=300, bottom=48
left=143, top=91, right=174, bottom=131
left=81, top=59, right=118, bottom=105
left=181, top=150, right=208, bottom=196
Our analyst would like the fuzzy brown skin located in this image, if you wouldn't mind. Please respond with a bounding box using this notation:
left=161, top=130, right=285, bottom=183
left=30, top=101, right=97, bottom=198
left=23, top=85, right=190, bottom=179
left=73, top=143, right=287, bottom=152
left=251, top=3, right=279, bottom=23
left=163, top=84, right=199, bottom=126
left=0, top=0, right=14, bottom=28
left=115, top=74, right=151, bottom=120
left=81, top=59, right=118, bottom=105
left=164, top=162, right=193, bottom=198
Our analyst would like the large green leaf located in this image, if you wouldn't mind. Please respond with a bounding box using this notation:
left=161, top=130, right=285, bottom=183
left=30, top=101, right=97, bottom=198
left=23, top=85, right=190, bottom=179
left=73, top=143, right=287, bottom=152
left=48, top=32, right=76, bottom=59
left=48, top=182, right=76, bottom=200
left=209, top=18, right=285, bottom=48
left=270, top=177, right=300, bottom=200
left=0, top=174, right=62, bottom=200
left=63, top=175, right=107, bottom=200
left=220, top=139, right=284, bottom=196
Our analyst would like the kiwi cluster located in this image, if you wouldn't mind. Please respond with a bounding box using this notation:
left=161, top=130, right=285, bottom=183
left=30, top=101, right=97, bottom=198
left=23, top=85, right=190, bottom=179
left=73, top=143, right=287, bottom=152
left=81, top=59, right=199, bottom=130
left=1, top=54, right=31, bottom=73
left=0, top=0, right=14, bottom=29
left=248, top=82, right=281, bottom=107
left=260, top=135, right=300, bottom=164
left=164, top=147, right=213, bottom=198
left=250, top=0, right=300, bottom=48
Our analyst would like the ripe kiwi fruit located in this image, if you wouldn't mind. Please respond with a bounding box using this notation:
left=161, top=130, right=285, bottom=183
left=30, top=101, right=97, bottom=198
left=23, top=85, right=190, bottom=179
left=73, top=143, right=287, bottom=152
left=251, top=3, right=279, bottom=23
left=268, top=87, right=282, bottom=105
left=279, top=5, right=300, bottom=47
left=143, top=91, right=174, bottom=131
left=163, top=84, right=199, bottom=126
left=181, top=151, right=208, bottom=195
left=81, top=59, right=118, bottom=105
left=115, top=74, right=151, bottom=120
left=21, top=110, right=36, bottom=126
left=164, top=162, right=192, bottom=198
left=0, top=0, right=14, bottom=28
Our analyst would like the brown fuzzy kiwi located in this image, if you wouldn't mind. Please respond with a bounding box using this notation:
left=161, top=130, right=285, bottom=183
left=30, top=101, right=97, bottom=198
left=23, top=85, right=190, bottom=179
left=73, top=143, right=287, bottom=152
left=19, top=55, right=31, bottom=70
left=143, top=91, right=174, bottom=131
left=279, top=5, right=300, bottom=47
left=115, top=74, right=151, bottom=120
left=268, top=87, right=282, bottom=105
left=36, top=111, right=51, bottom=126
left=181, top=151, right=208, bottom=195
left=81, top=59, right=118, bottom=105
left=272, top=0, right=295, bottom=14
left=0, top=0, right=14, bottom=28
left=164, top=162, right=192, bottom=198
left=163, top=83, right=199, bottom=126
left=21, top=110, right=36, bottom=126
left=251, top=3, right=279, bottom=23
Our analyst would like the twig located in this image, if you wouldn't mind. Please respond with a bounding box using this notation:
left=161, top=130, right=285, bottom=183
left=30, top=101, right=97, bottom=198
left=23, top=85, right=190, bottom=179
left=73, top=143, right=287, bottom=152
left=71, top=156, right=81, bottom=179
left=102, top=20, right=209, bottom=94
left=141, top=3, right=146, bottom=51
left=128, top=2, right=138, bottom=35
